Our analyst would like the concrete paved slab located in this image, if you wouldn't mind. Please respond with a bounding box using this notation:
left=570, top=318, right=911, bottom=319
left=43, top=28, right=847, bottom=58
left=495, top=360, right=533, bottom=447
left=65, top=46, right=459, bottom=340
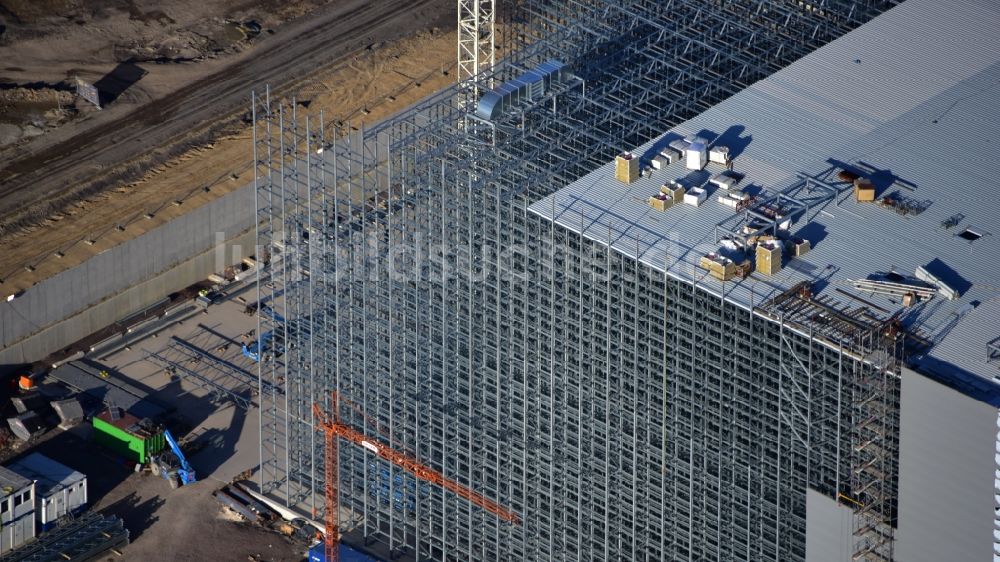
left=96, top=291, right=265, bottom=484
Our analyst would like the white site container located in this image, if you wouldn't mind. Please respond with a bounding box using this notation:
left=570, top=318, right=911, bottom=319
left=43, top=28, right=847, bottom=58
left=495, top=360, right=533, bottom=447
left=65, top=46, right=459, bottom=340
left=686, top=142, right=708, bottom=170
left=0, top=466, right=35, bottom=554
left=8, top=453, right=87, bottom=531
left=684, top=187, right=707, bottom=206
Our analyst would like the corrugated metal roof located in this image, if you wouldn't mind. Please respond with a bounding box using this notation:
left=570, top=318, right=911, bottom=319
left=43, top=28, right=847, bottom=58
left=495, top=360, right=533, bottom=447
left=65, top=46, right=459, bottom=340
left=529, top=0, right=1000, bottom=385
left=8, top=453, right=85, bottom=498
left=0, top=465, right=32, bottom=495
left=921, top=299, right=1000, bottom=384
left=49, top=361, right=165, bottom=419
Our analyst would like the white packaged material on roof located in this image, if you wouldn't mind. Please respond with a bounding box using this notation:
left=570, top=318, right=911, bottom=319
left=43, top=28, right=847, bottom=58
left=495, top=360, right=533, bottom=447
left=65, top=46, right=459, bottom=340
left=709, top=145, right=730, bottom=164
left=709, top=171, right=740, bottom=189
left=915, top=265, right=960, bottom=300
left=686, top=142, right=707, bottom=170
left=684, top=187, right=707, bottom=207
left=668, top=139, right=690, bottom=154
left=660, top=148, right=681, bottom=164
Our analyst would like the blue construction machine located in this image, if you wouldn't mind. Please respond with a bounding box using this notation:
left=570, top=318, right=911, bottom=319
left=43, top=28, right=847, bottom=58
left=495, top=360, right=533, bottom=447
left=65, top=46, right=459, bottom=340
left=150, top=429, right=196, bottom=489
left=242, top=330, right=279, bottom=362
left=242, top=305, right=287, bottom=362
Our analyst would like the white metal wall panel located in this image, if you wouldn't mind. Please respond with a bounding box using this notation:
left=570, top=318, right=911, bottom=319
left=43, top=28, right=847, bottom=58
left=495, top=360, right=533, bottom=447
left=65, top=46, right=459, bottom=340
left=895, top=367, right=997, bottom=562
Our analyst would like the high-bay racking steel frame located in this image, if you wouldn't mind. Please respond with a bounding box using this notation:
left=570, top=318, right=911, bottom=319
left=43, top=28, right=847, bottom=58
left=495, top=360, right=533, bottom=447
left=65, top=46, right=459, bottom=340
left=252, top=1, right=901, bottom=560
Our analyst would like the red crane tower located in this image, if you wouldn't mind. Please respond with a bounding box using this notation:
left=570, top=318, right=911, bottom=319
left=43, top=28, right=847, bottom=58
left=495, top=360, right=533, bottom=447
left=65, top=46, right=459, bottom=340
left=312, top=392, right=521, bottom=562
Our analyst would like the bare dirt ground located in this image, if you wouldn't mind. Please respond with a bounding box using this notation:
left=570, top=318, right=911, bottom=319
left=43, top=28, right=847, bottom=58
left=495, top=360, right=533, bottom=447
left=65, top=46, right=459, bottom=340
left=0, top=0, right=342, bottom=149
left=95, top=478, right=306, bottom=562
left=0, top=0, right=457, bottom=293
left=13, top=425, right=305, bottom=562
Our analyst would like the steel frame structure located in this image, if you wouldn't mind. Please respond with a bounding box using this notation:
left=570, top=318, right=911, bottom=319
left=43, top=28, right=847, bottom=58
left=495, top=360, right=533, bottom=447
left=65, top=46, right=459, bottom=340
left=145, top=348, right=254, bottom=411
left=252, top=1, right=900, bottom=560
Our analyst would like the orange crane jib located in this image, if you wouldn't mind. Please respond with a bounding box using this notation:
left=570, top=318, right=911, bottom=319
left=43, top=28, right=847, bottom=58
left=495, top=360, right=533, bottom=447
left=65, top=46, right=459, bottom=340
left=313, top=393, right=520, bottom=562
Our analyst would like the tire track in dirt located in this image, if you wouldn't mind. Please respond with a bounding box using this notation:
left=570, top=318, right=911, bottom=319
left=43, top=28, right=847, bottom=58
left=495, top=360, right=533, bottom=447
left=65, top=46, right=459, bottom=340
left=0, top=0, right=444, bottom=227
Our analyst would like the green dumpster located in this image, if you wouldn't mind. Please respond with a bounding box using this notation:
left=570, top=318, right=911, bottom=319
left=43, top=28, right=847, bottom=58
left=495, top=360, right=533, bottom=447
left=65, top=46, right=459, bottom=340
left=92, top=410, right=165, bottom=464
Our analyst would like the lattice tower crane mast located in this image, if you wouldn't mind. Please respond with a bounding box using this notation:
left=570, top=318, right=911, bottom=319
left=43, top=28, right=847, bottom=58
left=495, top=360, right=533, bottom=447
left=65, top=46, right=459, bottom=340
left=457, top=0, right=495, bottom=98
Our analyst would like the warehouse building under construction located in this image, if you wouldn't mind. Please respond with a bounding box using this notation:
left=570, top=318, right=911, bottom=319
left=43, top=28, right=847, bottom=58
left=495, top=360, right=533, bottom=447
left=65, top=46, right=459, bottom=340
left=252, top=0, right=1000, bottom=560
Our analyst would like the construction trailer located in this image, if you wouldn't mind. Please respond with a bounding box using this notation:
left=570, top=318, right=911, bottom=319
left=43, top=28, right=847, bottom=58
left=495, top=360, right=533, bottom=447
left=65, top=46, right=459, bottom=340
left=0, top=467, right=35, bottom=554
left=8, top=453, right=87, bottom=531
left=91, top=409, right=165, bottom=465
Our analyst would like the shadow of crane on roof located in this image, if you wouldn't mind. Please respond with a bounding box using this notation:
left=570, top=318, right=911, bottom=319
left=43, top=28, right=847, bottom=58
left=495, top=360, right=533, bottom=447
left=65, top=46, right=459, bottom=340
left=708, top=125, right=752, bottom=159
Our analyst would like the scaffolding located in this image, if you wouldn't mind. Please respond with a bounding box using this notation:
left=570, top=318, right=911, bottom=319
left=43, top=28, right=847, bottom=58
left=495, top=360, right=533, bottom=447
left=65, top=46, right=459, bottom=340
left=756, top=281, right=903, bottom=562
left=252, top=1, right=900, bottom=560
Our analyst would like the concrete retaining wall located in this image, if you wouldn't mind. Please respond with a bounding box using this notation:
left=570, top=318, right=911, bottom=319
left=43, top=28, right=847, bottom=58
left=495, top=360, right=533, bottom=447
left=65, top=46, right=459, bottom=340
left=0, top=184, right=255, bottom=364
